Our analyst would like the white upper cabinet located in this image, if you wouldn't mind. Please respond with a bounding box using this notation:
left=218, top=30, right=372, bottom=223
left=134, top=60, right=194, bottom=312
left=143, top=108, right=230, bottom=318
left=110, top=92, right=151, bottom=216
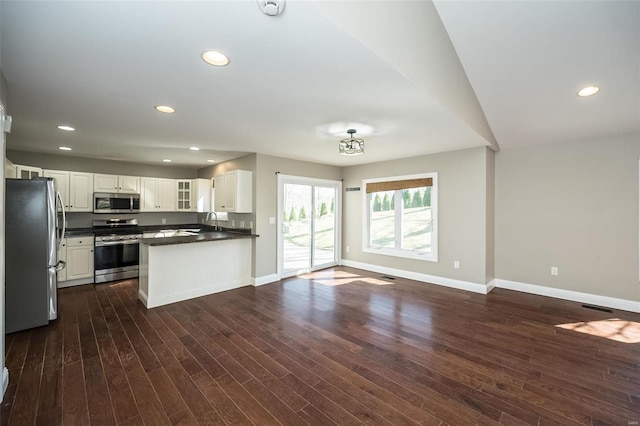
left=69, top=172, right=94, bottom=211
left=119, top=176, right=141, bottom=193
left=43, top=170, right=93, bottom=212
left=194, top=178, right=212, bottom=213
left=214, top=170, right=252, bottom=213
left=140, top=178, right=158, bottom=212
left=16, top=165, right=42, bottom=179
left=94, top=174, right=141, bottom=194
left=5, top=159, right=17, bottom=178
left=43, top=170, right=70, bottom=209
left=141, top=177, right=175, bottom=212
left=176, top=180, right=193, bottom=211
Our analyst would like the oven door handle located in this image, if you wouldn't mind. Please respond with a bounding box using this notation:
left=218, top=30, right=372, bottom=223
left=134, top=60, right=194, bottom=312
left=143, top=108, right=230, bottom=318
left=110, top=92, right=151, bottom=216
left=95, top=240, right=140, bottom=247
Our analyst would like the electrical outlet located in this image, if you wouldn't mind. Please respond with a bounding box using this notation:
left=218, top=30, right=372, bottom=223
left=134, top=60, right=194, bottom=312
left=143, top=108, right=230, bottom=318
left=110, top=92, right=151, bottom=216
left=231, top=220, right=235, bottom=227
left=249, top=221, right=253, bottom=229
left=269, top=217, right=276, bottom=225
left=240, top=220, right=245, bottom=228
left=346, top=246, right=350, bottom=253
left=551, top=267, right=558, bottom=276
left=161, top=218, right=166, bottom=225
left=454, top=260, right=460, bottom=269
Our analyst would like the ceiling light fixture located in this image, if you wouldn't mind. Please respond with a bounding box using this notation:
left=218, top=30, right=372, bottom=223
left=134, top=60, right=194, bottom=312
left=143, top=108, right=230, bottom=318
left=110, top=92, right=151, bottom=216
left=162, top=159, right=172, bottom=163
left=57, top=125, right=75, bottom=131
left=202, top=50, right=230, bottom=67
left=207, top=159, right=216, bottom=163
left=189, top=146, right=200, bottom=151
left=58, top=146, right=72, bottom=151
left=155, top=105, right=175, bottom=113
left=577, top=86, right=600, bottom=97
left=257, top=0, right=285, bottom=16
left=339, top=129, right=364, bottom=156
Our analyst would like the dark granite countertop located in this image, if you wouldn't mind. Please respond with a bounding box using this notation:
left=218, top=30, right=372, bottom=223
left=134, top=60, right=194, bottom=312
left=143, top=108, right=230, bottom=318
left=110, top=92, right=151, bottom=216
left=140, top=229, right=258, bottom=246
left=64, top=224, right=256, bottom=242
left=64, top=227, right=95, bottom=237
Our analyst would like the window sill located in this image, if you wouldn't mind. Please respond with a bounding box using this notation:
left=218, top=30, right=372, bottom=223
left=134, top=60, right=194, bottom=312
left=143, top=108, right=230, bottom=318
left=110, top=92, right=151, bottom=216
left=363, top=247, right=437, bottom=262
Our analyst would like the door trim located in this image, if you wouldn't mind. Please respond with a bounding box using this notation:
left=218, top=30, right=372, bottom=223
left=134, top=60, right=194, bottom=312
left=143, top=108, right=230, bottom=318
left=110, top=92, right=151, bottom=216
left=277, top=174, right=342, bottom=279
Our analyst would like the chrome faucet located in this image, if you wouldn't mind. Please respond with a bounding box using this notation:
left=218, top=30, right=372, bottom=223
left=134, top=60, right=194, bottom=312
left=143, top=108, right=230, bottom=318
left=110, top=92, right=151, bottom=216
left=206, top=211, right=219, bottom=230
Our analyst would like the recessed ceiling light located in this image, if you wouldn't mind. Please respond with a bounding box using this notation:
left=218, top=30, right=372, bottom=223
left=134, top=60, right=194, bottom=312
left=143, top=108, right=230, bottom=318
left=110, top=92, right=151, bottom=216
left=162, top=159, right=172, bottom=163
left=207, top=159, right=216, bottom=163
left=189, top=146, right=200, bottom=151
left=577, top=86, right=600, bottom=97
left=58, top=146, right=72, bottom=151
left=202, top=50, right=230, bottom=67
left=57, top=125, right=75, bottom=131
left=155, top=105, right=175, bottom=113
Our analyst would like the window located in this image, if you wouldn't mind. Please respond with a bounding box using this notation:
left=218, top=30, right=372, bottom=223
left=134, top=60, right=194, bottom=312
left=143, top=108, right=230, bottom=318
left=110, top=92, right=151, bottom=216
left=363, top=173, right=437, bottom=261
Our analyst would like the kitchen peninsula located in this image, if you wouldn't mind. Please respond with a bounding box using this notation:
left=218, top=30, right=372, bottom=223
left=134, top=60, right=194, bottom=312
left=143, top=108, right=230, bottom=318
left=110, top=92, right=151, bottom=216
left=138, top=229, right=257, bottom=308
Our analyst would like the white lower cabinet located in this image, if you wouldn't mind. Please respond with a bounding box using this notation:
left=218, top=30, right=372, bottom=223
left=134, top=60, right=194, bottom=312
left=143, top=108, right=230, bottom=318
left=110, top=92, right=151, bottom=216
left=58, top=236, right=94, bottom=287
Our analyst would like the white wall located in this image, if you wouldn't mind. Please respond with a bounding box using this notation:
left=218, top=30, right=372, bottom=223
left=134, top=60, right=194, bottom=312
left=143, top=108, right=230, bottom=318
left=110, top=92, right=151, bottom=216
left=495, top=132, right=640, bottom=302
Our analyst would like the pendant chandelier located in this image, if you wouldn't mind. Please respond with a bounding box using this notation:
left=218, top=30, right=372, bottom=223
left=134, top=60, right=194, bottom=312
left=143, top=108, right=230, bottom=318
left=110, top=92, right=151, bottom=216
left=339, top=129, right=364, bottom=156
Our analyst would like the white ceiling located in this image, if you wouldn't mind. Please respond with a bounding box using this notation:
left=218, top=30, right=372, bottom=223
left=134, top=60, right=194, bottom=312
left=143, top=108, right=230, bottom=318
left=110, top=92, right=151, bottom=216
left=1, top=1, right=638, bottom=169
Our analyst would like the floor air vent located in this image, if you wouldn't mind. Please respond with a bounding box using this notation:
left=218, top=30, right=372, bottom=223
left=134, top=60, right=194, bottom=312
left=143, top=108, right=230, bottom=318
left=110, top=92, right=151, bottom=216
left=381, top=275, right=396, bottom=280
left=581, top=304, right=613, bottom=313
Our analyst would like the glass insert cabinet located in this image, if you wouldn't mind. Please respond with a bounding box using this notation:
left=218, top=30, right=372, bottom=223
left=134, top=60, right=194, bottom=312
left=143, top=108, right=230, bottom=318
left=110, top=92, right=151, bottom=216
left=176, top=180, right=192, bottom=211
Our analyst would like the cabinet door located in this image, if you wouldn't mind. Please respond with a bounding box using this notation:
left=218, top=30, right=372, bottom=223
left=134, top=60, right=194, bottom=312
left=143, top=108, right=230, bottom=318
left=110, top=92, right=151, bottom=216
left=94, top=174, right=119, bottom=192
left=66, top=245, right=94, bottom=280
left=16, top=165, right=42, bottom=179
left=224, top=171, right=236, bottom=212
left=234, top=170, right=253, bottom=213
left=5, top=160, right=17, bottom=179
left=43, top=170, right=70, bottom=209
left=119, top=176, right=141, bottom=194
left=157, top=179, right=176, bottom=211
left=176, top=180, right=193, bottom=211
left=57, top=239, right=67, bottom=283
left=69, top=172, right=94, bottom=211
left=194, top=178, right=212, bottom=213
left=141, top=178, right=158, bottom=211
left=214, top=174, right=226, bottom=211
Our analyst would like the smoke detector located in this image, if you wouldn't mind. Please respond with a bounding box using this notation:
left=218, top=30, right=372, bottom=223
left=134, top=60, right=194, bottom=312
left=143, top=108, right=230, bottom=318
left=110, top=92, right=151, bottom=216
left=257, top=0, right=285, bottom=16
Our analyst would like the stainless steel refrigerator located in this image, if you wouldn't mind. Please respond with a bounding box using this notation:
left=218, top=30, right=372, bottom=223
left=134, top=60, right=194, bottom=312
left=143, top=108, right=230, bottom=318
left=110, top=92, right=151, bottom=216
left=5, top=178, right=66, bottom=333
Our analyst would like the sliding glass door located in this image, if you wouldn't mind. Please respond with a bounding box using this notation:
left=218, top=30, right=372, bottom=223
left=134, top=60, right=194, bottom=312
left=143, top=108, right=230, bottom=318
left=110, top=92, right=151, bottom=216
left=278, top=175, right=341, bottom=278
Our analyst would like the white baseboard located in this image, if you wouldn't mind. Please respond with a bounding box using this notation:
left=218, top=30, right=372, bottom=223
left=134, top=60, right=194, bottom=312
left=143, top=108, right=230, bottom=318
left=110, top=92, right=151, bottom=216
left=144, top=279, right=252, bottom=309
left=340, top=260, right=491, bottom=294
left=1, top=367, right=8, bottom=402
left=138, top=288, right=148, bottom=306
left=57, top=277, right=94, bottom=288
left=253, top=273, right=280, bottom=287
left=494, top=279, right=640, bottom=313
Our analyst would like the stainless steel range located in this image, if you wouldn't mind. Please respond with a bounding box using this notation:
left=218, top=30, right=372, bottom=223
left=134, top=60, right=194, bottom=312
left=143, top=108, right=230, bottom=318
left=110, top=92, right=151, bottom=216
left=93, top=219, right=142, bottom=283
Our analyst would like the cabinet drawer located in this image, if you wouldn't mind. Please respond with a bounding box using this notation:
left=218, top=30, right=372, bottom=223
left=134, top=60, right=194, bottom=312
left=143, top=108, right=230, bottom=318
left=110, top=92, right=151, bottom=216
left=66, top=236, right=94, bottom=247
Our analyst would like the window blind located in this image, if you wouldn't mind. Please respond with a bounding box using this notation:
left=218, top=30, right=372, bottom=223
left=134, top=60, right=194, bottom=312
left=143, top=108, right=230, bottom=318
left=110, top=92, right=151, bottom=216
left=365, top=178, right=432, bottom=193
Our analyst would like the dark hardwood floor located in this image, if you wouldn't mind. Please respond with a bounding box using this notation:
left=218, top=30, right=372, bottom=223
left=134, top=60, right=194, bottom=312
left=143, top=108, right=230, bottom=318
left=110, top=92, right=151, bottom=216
left=1, top=266, right=639, bottom=425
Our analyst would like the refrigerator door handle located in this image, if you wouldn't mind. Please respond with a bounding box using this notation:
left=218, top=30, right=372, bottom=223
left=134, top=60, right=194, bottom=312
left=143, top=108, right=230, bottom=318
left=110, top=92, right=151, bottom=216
left=57, top=191, right=66, bottom=252
left=55, top=260, right=66, bottom=272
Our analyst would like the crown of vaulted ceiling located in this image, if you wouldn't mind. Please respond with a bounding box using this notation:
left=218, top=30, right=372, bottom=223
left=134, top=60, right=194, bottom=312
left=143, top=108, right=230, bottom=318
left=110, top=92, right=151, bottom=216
left=1, top=1, right=637, bottom=168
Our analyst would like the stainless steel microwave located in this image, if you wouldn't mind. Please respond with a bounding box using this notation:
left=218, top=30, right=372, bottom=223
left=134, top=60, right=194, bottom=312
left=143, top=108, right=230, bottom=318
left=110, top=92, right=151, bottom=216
left=93, top=193, right=140, bottom=214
